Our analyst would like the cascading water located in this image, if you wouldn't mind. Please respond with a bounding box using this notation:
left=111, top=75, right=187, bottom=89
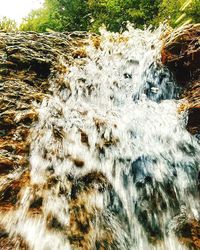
left=1, top=25, right=200, bottom=250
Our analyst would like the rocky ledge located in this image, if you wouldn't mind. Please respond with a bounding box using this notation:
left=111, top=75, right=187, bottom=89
left=0, top=31, right=93, bottom=248
left=162, top=24, right=200, bottom=134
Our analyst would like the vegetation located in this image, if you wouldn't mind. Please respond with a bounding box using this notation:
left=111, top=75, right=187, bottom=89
left=18, top=0, right=200, bottom=32
left=156, top=0, right=200, bottom=26
left=0, top=17, right=17, bottom=31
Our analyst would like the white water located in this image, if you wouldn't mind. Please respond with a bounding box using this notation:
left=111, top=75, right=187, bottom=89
left=2, top=25, right=200, bottom=249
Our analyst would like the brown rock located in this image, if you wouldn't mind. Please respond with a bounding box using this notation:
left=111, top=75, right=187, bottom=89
left=0, top=224, right=29, bottom=250
left=161, top=24, right=200, bottom=84
left=0, top=31, right=92, bottom=248
left=1, top=27, right=199, bottom=249
left=161, top=24, right=200, bottom=134
left=162, top=24, right=200, bottom=248
left=178, top=219, right=200, bottom=249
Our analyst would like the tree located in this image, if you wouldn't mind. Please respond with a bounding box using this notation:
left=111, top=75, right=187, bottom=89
left=20, top=0, right=200, bottom=33
left=0, top=17, right=17, bottom=32
left=87, top=0, right=160, bottom=31
left=20, top=0, right=62, bottom=32
left=186, top=0, right=200, bottom=24
left=56, top=0, right=90, bottom=31
left=20, top=0, right=90, bottom=32
left=156, top=0, right=200, bottom=27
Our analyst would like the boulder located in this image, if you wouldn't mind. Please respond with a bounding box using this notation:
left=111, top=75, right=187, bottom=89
left=161, top=24, right=200, bottom=134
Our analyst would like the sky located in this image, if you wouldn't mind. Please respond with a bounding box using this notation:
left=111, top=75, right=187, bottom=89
left=0, top=0, right=44, bottom=24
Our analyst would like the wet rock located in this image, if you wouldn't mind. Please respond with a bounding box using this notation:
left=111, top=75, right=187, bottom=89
left=172, top=214, right=200, bottom=249
left=161, top=24, right=200, bottom=134
left=0, top=27, right=199, bottom=249
left=0, top=157, right=15, bottom=174
left=162, top=24, right=200, bottom=248
left=0, top=171, right=30, bottom=213
left=79, top=129, right=89, bottom=146
left=0, top=224, right=29, bottom=250
left=0, top=31, right=93, bottom=248
left=69, top=171, right=130, bottom=250
left=161, top=24, right=200, bottom=84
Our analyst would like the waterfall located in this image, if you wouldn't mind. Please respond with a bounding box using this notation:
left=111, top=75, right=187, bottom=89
left=2, top=25, right=200, bottom=250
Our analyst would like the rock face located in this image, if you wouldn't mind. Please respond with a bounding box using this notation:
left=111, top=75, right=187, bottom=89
left=161, top=24, right=200, bottom=134
left=0, top=27, right=200, bottom=249
left=0, top=31, right=92, bottom=248
left=162, top=24, right=200, bottom=249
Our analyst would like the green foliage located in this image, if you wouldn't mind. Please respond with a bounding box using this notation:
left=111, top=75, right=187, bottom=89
left=20, top=0, right=62, bottom=32
left=19, top=0, right=200, bottom=33
left=0, top=17, right=17, bottom=32
left=56, top=0, right=90, bottom=31
left=87, top=0, right=160, bottom=31
left=185, top=0, right=200, bottom=23
left=156, top=0, right=200, bottom=27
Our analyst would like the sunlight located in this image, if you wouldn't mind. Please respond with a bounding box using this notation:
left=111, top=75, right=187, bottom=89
left=0, top=0, right=44, bottom=24
left=180, top=0, right=193, bottom=11
left=175, top=0, right=193, bottom=25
